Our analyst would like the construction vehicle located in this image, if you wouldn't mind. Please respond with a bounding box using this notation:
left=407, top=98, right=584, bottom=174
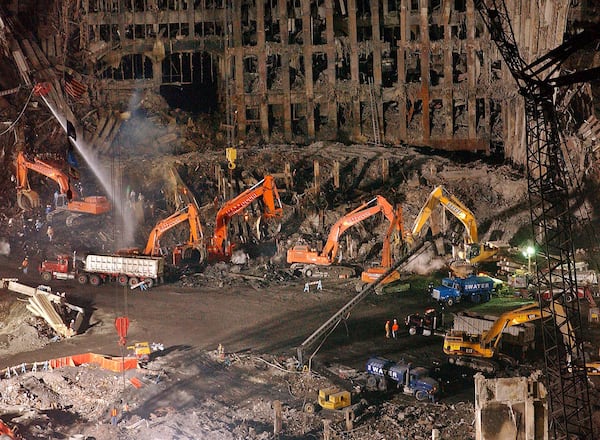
left=358, top=204, right=404, bottom=288
left=296, top=239, right=431, bottom=366
left=207, top=175, right=283, bottom=260
left=303, top=387, right=351, bottom=413
left=475, top=2, right=599, bottom=436
left=409, top=185, right=498, bottom=268
left=431, top=275, right=495, bottom=307
left=365, top=356, right=439, bottom=401
left=142, top=203, right=206, bottom=266
left=127, top=342, right=151, bottom=363
left=39, top=253, right=164, bottom=288
left=441, top=301, right=589, bottom=374
left=0, top=420, right=18, bottom=439
left=541, top=286, right=597, bottom=306
left=405, top=308, right=440, bottom=336
left=288, top=195, right=399, bottom=277
left=15, top=151, right=110, bottom=226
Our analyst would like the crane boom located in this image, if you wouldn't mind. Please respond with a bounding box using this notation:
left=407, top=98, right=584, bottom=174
left=296, top=239, right=430, bottom=366
left=474, top=1, right=598, bottom=437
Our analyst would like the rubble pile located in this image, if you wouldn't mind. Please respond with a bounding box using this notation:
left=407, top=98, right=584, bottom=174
left=0, top=348, right=477, bottom=440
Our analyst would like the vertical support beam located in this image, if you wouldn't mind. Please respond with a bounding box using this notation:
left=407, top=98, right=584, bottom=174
left=323, top=419, right=331, bottom=440
left=419, top=0, right=431, bottom=141
left=381, top=158, right=389, bottom=183
left=333, top=160, right=340, bottom=189
left=347, top=0, right=361, bottom=139
left=313, top=160, right=320, bottom=193
left=257, top=0, right=270, bottom=139
left=280, top=0, right=292, bottom=141
left=345, top=407, right=354, bottom=431
left=370, top=0, right=382, bottom=86
left=398, top=0, right=408, bottom=140
left=324, top=0, right=337, bottom=130
left=273, top=400, right=282, bottom=434
left=370, top=0, right=383, bottom=142
left=233, top=0, right=246, bottom=141
left=284, top=162, right=293, bottom=190
left=302, top=0, right=315, bottom=139
left=466, top=1, right=476, bottom=141
left=442, top=0, right=453, bottom=137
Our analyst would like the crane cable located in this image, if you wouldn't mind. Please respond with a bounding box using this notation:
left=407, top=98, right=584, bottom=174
left=0, top=86, right=34, bottom=137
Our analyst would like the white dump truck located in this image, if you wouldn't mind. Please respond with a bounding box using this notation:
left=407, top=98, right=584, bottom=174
left=39, top=253, right=164, bottom=288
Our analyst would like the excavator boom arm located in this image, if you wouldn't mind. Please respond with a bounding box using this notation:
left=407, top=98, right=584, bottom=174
left=321, top=195, right=396, bottom=261
left=411, top=186, right=478, bottom=243
left=480, top=302, right=549, bottom=349
left=16, top=152, right=73, bottom=196
left=211, top=175, right=283, bottom=253
left=143, top=204, right=204, bottom=256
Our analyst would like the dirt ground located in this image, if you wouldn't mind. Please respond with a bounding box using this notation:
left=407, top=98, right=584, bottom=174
left=1, top=144, right=599, bottom=439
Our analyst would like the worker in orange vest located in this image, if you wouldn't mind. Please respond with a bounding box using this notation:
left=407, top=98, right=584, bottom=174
left=110, top=407, right=118, bottom=425
left=391, top=319, right=399, bottom=339
left=20, top=256, right=29, bottom=274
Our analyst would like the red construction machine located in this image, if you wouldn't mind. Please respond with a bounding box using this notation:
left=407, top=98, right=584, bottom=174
left=15, top=151, right=110, bottom=226
left=143, top=203, right=207, bottom=265
left=287, top=195, right=401, bottom=278
left=207, top=175, right=283, bottom=260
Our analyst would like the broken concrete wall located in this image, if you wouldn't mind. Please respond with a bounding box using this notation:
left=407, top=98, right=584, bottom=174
left=474, top=371, right=548, bottom=440
left=12, top=0, right=576, bottom=165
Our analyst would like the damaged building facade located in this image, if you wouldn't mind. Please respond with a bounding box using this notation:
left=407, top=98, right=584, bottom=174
left=7, top=0, right=595, bottom=162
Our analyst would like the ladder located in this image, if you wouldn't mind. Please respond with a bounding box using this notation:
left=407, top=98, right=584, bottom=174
left=368, top=77, right=381, bottom=146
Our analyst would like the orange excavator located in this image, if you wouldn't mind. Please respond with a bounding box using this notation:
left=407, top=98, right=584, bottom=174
left=287, top=195, right=399, bottom=277
left=0, top=420, right=19, bottom=439
left=143, top=203, right=207, bottom=265
left=207, top=175, right=283, bottom=260
left=359, top=205, right=404, bottom=287
left=15, top=151, right=110, bottom=226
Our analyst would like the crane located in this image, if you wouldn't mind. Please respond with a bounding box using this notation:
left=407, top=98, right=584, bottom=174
left=207, top=175, right=283, bottom=260
left=15, top=151, right=111, bottom=226
left=474, top=1, right=600, bottom=437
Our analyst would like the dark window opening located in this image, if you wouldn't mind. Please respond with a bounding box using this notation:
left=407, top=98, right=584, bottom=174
left=160, top=52, right=218, bottom=113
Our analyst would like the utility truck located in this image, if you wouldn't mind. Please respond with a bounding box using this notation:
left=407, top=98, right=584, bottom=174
left=365, top=356, right=439, bottom=401
left=405, top=308, right=441, bottom=336
left=431, top=275, right=494, bottom=307
left=39, top=253, right=164, bottom=288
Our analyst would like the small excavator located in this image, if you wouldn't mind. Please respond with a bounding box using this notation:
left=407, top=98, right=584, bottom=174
left=15, top=151, right=110, bottom=226
left=287, top=195, right=400, bottom=279
left=207, top=175, right=283, bottom=260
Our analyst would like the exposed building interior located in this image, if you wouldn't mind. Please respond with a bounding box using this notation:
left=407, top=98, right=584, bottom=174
left=0, top=0, right=600, bottom=439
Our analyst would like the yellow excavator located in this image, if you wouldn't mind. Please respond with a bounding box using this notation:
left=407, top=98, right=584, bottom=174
left=443, top=301, right=600, bottom=374
left=408, top=185, right=498, bottom=267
